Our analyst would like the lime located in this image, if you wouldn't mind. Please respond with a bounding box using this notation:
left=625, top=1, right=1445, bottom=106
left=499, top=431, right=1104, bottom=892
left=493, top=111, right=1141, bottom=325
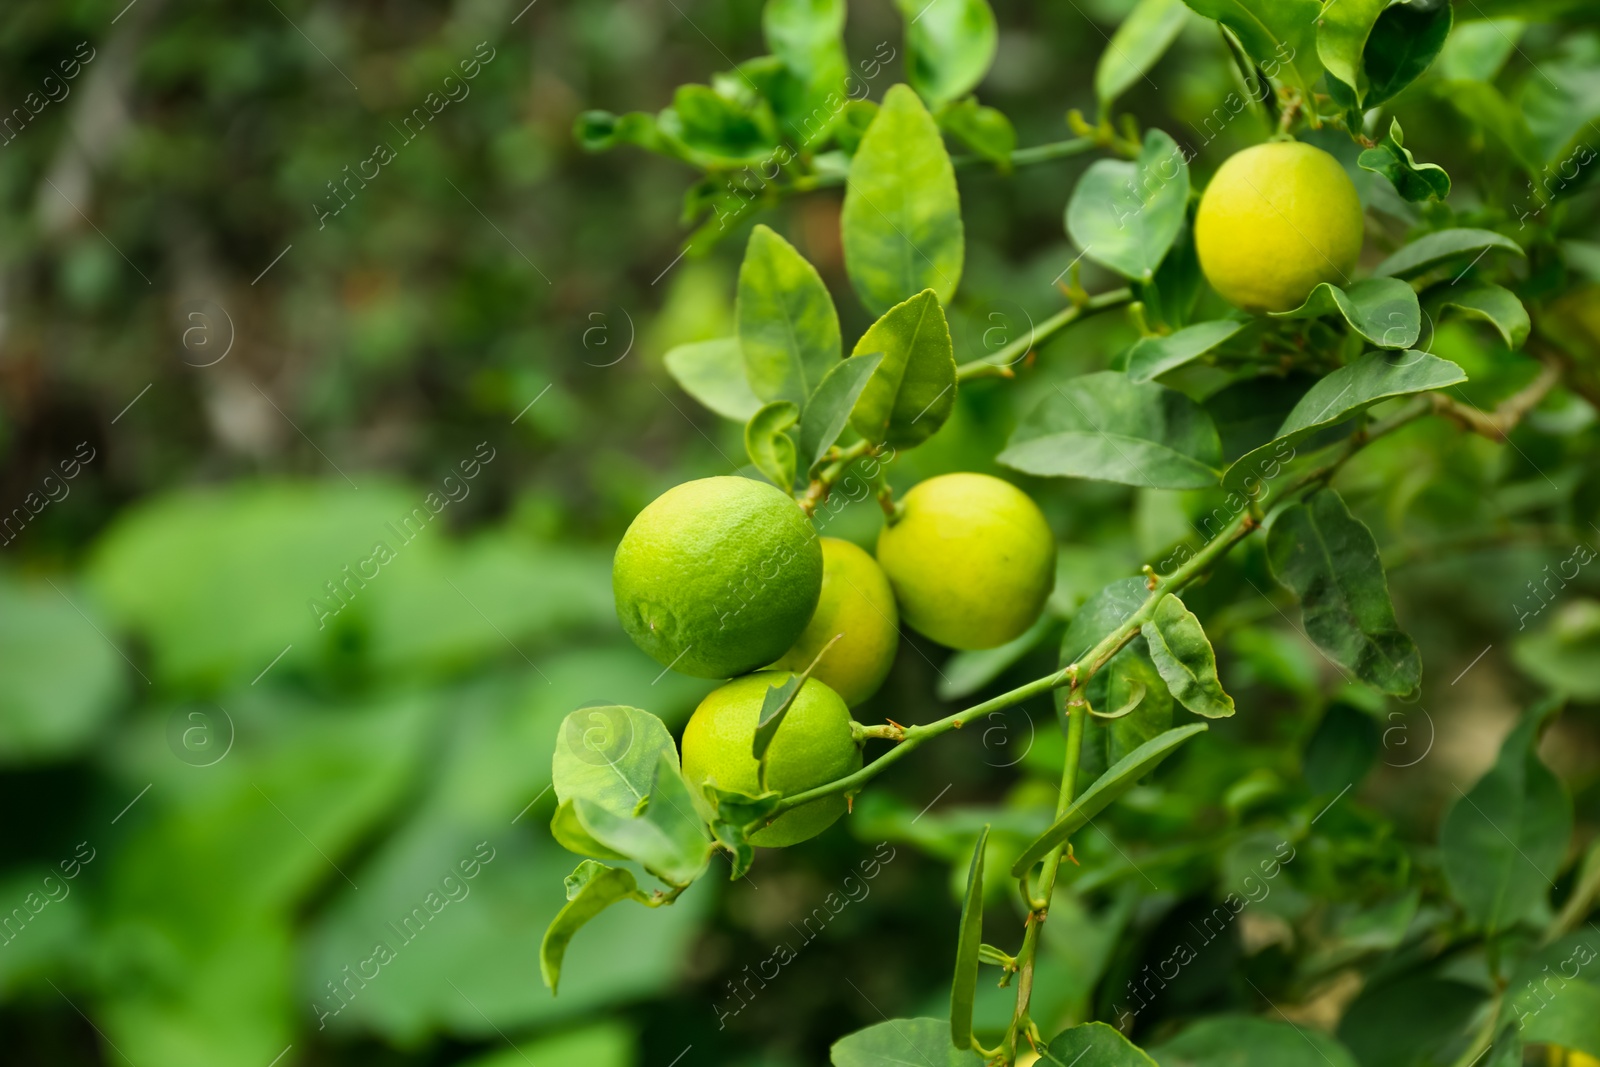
left=1194, top=141, right=1364, bottom=313
left=680, top=671, right=861, bottom=847
left=876, top=473, right=1054, bottom=650
left=613, top=476, right=822, bottom=679
left=772, top=537, right=899, bottom=706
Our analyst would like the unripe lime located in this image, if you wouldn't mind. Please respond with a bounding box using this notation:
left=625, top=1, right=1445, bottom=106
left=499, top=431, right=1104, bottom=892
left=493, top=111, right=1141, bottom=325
left=875, top=473, right=1055, bottom=650
left=680, top=671, right=862, bottom=846
left=612, top=476, right=822, bottom=679
left=772, top=537, right=899, bottom=706
left=1194, top=141, right=1364, bottom=313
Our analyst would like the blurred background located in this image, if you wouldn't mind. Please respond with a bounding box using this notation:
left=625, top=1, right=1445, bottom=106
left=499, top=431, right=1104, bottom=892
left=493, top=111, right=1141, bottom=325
left=2, top=0, right=1599, bottom=1064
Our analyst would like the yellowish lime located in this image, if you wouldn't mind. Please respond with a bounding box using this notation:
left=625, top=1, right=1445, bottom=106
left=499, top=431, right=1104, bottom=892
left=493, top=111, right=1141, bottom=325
left=1194, top=141, right=1364, bottom=313
left=772, top=537, right=899, bottom=706
left=876, top=473, right=1055, bottom=650
left=680, top=671, right=861, bottom=847
left=612, top=476, right=822, bottom=679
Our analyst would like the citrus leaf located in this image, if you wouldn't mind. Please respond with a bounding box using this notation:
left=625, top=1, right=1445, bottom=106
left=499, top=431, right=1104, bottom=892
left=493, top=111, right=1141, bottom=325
left=1000, top=371, right=1222, bottom=490
left=764, top=0, right=846, bottom=78
left=1500, top=934, right=1600, bottom=1058
left=663, top=338, right=764, bottom=422
left=540, top=861, right=652, bottom=994
left=702, top=783, right=782, bottom=879
left=1267, top=490, right=1421, bottom=697
left=1316, top=0, right=1388, bottom=99
left=799, top=351, right=883, bottom=471
left=895, top=0, right=997, bottom=108
left=1269, top=277, right=1421, bottom=349
left=1151, top=1015, right=1361, bottom=1067
left=752, top=648, right=839, bottom=787
left=658, top=85, right=779, bottom=168
left=1221, top=349, right=1467, bottom=494
left=1096, top=0, right=1189, bottom=110
left=950, top=824, right=989, bottom=1050
left=551, top=798, right=627, bottom=861
left=745, top=400, right=801, bottom=490
left=1179, top=0, right=1322, bottom=98
left=1359, top=118, right=1451, bottom=202
left=830, top=1017, right=987, bottom=1066
left=848, top=289, right=957, bottom=448
left=1010, top=723, right=1208, bottom=877
left=1372, top=227, right=1524, bottom=279
left=571, top=754, right=712, bottom=886
left=1041, top=1021, right=1158, bottom=1066
left=938, top=96, right=1015, bottom=168
left=1361, top=0, right=1452, bottom=109
left=1143, top=594, right=1235, bottom=718
left=1436, top=283, right=1530, bottom=349
left=1440, top=701, right=1570, bottom=933
left=737, top=224, right=842, bottom=408
left=1066, top=128, right=1189, bottom=282
left=842, top=84, right=964, bottom=315
left=1125, top=319, right=1244, bottom=383
left=552, top=705, right=678, bottom=816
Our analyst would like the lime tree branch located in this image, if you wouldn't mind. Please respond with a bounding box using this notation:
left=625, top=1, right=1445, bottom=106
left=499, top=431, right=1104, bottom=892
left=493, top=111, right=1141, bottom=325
left=789, top=136, right=1100, bottom=196
left=955, top=288, right=1135, bottom=383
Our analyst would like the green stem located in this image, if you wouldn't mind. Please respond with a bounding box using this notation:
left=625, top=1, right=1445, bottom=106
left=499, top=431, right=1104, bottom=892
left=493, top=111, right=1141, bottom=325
left=788, top=136, right=1099, bottom=195
left=955, top=288, right=1135, bottom=382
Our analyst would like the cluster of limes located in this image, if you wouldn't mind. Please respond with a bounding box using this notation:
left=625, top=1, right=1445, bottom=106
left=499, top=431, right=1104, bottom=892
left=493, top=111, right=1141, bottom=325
left=612, top=472, right=1056, bottom=845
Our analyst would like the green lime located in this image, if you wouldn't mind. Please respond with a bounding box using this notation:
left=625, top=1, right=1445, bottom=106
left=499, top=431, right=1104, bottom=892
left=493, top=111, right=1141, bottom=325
left=772, top=537, right=899, bottom=706
left=1194, top=141, right=1364, bottom=313
left=681, top=671, right=861, bottom=847
left=876, top=473, right=1055, bottom=650
left=613, top=476, right=822, bottom=679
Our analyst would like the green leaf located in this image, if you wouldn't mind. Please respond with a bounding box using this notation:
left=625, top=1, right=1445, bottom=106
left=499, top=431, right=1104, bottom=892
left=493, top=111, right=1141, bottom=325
left=1000, top=370, right=1223, bottom=490
left=1372, top=227, right=1524, bottom=280
left=1179, top=0, right=1322, bottom=98
left=1437, top=80, right=1544, bottom=174
left=1501, top=935, right=1600, bottom=1058
left=842, top=84, right=964, bottom=315
left=1361, top=0, right=1452, bottom=109
left=895, top=0, right=998, bottom=108
left=1435, top=18, right=1522, bottom=83
left=752, top=673, right=805, bottom=767
left=1316, top=0, right=1388, bottom=99
left=1513, top=601, right=1600, bottom=700
left=1142, top=594, right=1235, bottom=718
left=658, top=84, right=778, bottom=167
left=1125, top=319, right=1244, bottom=383
left=1096, top=0, right=1189, bottom=110
left=938, top=613, right=1059, bottom=701
left=1221, top=349, right=1467, bottom=494
left=1267, top=490, right=1421, bottom=697
left=939, top=97, right=1016, bottom=168
left=737, top=225, right=843, bottom=408
left=764, top=0, right=846, bottom=78
left=848, top=289, right=958, bottom=448
left=799, top=352, right=883, bottom=472
left=1042, top=1021, right=1158, bottom=1066
left=1269, top=277, right=1422, bottom=349
left=663, top=338, right=764, bottom=422
left=540, top=861, right=651, bottom=994
left=1010, top=723, right=1208, bottom=877
left=551, top=798, right=627, bottom=861
left=1338, top=974, right=1486, bottom=1067
left=573, top=110, right=661, bottom=153
left=571, top=754, right=712, bottom=886
left=0, top=576, right=124, bottom=762
left=1303, top=702, right=1380, bottom=795
left=1066, top=128, right=1190, bottom=282
left=552, top=705, right=678, bottom=816
left=702, top=783, right=782, bottom=879
left=1440, top=702, right=1571, bottom=933
left=1359, top=118, right=1451, bottom=202
left=830, top=1017, right=987, bottom=1066
left=1437, top=283, right=1530, bottom=349
left=745, top=400, right=801, bottom=489
left=950, top=824, right=989, bottom=1050
left=1153, top=1015, right=1361, bottom=1067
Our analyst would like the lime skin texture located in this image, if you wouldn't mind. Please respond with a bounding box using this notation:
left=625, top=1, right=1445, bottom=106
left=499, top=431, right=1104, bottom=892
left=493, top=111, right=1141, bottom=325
left=876, top=472, right=1055, bottom=651
left=772, top=537, right=899, bottom=706
left=680, top=671, right=862, bottom=847
left=1194, top=141, right=1365, bottom=314
left=612, top=476, right=822, bottom=679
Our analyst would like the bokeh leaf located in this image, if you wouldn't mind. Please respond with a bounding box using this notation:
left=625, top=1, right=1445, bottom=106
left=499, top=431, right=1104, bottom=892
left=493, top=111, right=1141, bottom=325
left=938, top=96, right=1015, bottom=167
left=1000, top=371, right=1222, bottom=489
left=1152, top=1015, right=1361, bottom=1067
left=1373, top=227, right=1524, bottom=279
left=1267, top=490, right=1421, bottom=697
left=1096, top=0, right=1189, bottom=110
left=896, top=0, right=998, bottom=108
left=0, top=575, right=124, bottom=763
left=1179, top=0, right=1322, bottom=97
left=1436, top=284, right=1530, bottom=349
left=842, top=84, right=964, bottom=314
left=737, top=224, right=842, bottom=408
left=1066, top=128, right=1189, bottom=282
left=1440, top=702, right=1570, bottom=933
left=950, top=824, right=989, bottom=1050
left=848, top=289, right=958, bottom=447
